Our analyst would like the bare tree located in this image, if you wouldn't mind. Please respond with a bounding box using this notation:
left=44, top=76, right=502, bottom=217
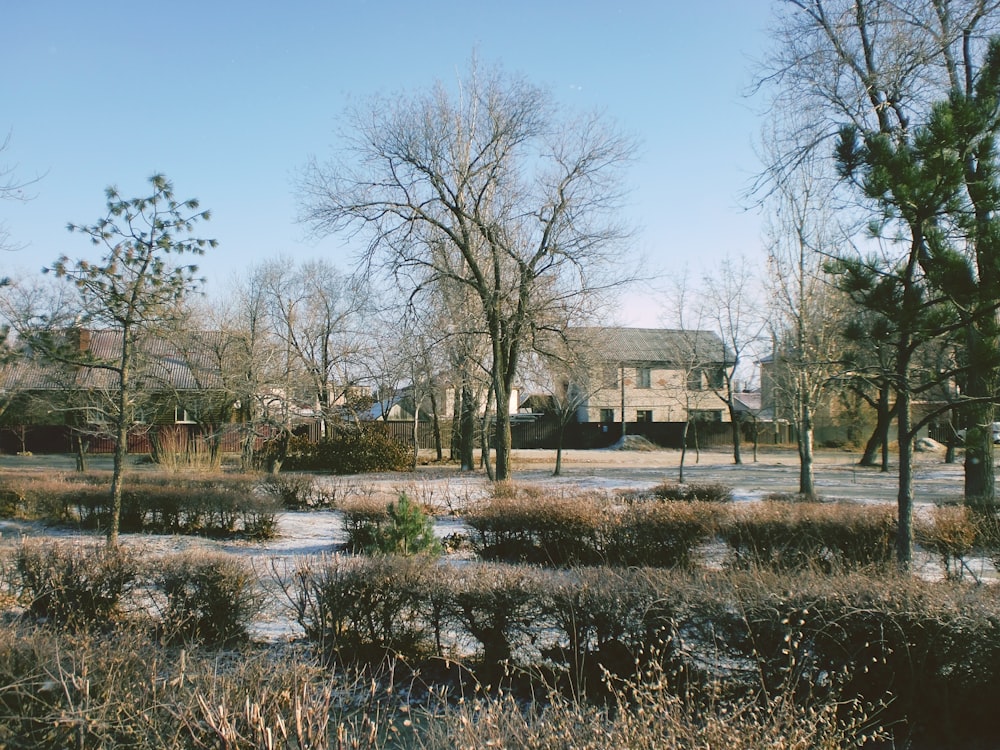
left=255, top=258, right=370, bottom=439
left=0, top=131, right=40, bottom=255
left=759, top=0, right=1000, bottom=566
left=698, top=256, right=767, bottom=465
left=764, top=153, right=849, bottom=496
left=660, top=272, right=734, bottom=482
left=299, top=60, right=635, bottom=481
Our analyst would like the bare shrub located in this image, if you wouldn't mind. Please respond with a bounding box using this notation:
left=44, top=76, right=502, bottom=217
left=605, top=501, right=721, bottom=568
left=717, top=568, right=1000, bottom=746
left=23, top=473, right=281, bottom=539
left=15, top=540, right=138, bottom=629
left=649, top=481, right=733, bottom=502
left=156, top=551, right=261, bottom=646
left=916, top=504, right=978, bottom=580
left=446, top=563, right=546, bottom=672
left=720, top=501, right=895, bottom=571
left=762, top=491, right=825, bottom=503
left=291, top=554, right=437, bottom=661
left=539, top=566, right=662, bottom=691
left=261, top=472, right=327, bottom=509
left=466, top=488, right=606, bottom=565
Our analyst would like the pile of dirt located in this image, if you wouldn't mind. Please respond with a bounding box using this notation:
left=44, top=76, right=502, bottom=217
left=607, top=435, right=660, bottom=451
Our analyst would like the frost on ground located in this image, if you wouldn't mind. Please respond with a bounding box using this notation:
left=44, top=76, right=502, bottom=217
left=0, top=446, right=988, bottom=640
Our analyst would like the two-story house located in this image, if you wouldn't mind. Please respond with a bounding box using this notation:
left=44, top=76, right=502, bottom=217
left=569, top=327, right=731, bottom=426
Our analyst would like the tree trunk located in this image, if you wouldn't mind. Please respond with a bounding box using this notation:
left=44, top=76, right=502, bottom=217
left=553, top=422, right=565, bottom=477
left=265, top=427, right=290, bottom=475
left=859, top=388, right=893, bottom=471
left=729, top=407, right=742, bottom=465
left=411, top=404, right=420, bottom=470
left=493, top=387, right=512, bottom=481
left=963, top=324, right=997, bottom=507
left=109, top=378, right=129, bottom=548
left=429, top=389, right=443, bottom=461
left=798, top=395, right=815, bottom=499
left=896, top=384, right=914, bottom=569
left=460, top=384, right=476, bottom=471
left=480, top=400, right=494, bottom=481
left=678, top=420, right=690, bottom=483
left=74, top=433, right=88, bottom=472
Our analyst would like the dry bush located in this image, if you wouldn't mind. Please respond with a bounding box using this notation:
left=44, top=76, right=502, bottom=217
left=15, top=540, right=139, bottom=630
left=971, top=509, right=1000, bottom=576
left=466, top=488, right=607, bottom=565
left=260, top=472, right=329, bottom=509
left=341, top=496, right=391, bottom=552
left=605, top=500, right=721, bottom=568
left=291, top=554, right=439, bottom=661
left=915, top=504, right=978, bottom=580
left=149, top=426, right=222, bottom=472
left=0, top=473, right=97, bottom=521
left=649, top=481, right=734, bottom=503
left=720, top=501, right=895, bottom=571
left=16, top=472, right=281, bottom=539
left=0, top=621, right=409, bottom=749
left=156, top=551, right=262, bottom=647
left=446, top=563, right=546, bottom=673
left=762, top=491, right=825, bottom=503
left=721, top=569, right=1000, bottom=746
left=539, top=567, right=663, bottom=691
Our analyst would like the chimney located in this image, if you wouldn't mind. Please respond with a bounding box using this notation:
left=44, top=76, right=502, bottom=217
left=71, top=327, right=91, bottom=353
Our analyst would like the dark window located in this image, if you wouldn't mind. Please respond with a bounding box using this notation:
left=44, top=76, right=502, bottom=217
left=603, top=365, right=618, bottom=389
left=175, top=406, right=196, bottom=424
left=636, top=409, right=653, bottom=423
left=637, top=367, right=651, bottom=389
left=600, top=408, right=615, bottom=423
left=687, top=369, right=703, bottom=391
left=689, top=409, right=722, bottom=423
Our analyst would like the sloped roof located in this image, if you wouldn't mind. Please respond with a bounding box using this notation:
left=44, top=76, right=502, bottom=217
left=569, top=327, right=729, bottom=365
left=0, top=329, right=226, bottom=393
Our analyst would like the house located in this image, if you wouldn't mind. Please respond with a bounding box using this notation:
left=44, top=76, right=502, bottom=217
left=0, top=328, right=255, bottom=454
left=568, top=327, right=731, bottom=425
left=370, top=381, right=520, bottom=422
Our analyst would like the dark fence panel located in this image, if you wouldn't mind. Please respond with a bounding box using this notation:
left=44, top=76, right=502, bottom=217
left=1, top=418, right=786, bottom=456
left=0, top=423, right=279, bottom=456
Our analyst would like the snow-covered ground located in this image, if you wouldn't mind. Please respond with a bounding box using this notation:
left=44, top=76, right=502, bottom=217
left=0, top=445, right=989, bottom=640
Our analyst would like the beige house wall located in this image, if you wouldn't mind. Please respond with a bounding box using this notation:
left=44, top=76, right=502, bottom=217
left=577, top=365, right=730, bottom=423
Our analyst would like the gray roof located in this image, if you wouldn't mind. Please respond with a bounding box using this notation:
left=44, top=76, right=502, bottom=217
left=0, top=329, right=226, bottom=392
left=569, top=327, right=729, bottom=366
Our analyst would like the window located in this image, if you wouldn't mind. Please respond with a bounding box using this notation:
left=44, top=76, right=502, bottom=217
left=689, top=409, right=722, bottom=423
left=603, top=365, right=619, bottom=389
left=600, top=408, right=615, bottom=423
left=636, top=367, right=651, bottom=389
left=687, top=369, right=703, bottom=391
left=636, top=409, right=653, bottom=423
left=174, top=406, right=196, bottom=424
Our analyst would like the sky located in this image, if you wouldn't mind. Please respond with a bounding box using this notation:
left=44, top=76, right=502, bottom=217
left=2, top=1, right=774, bottom=326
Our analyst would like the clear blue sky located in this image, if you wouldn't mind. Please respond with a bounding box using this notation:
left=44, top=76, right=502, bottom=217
left=3, top=1, right=773, bottom=324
